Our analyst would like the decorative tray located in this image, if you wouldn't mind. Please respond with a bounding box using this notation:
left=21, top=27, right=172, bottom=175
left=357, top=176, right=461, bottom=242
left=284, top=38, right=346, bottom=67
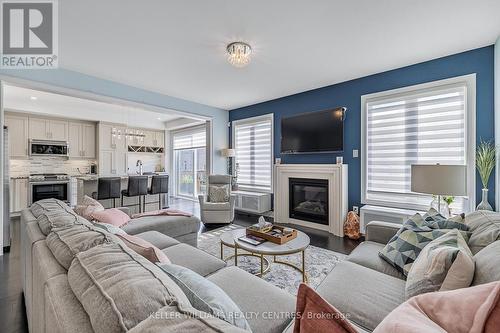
left=246, top=225, right=297, bottom=245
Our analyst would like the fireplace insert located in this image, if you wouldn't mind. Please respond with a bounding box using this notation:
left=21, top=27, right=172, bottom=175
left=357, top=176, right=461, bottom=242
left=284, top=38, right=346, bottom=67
left=289, top=178, right=328, bottom=225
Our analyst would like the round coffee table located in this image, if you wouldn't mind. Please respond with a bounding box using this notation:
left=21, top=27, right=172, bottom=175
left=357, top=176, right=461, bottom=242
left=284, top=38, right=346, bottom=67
left=220, top=228, right=310, bottom=282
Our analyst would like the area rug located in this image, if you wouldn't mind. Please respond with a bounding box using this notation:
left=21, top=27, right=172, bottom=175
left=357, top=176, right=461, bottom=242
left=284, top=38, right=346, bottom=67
left=198, top=224, right=346, bottom=295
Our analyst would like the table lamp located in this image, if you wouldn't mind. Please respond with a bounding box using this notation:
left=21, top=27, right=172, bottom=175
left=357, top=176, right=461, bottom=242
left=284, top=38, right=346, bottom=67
left=411, top=164, right=467, bottom=217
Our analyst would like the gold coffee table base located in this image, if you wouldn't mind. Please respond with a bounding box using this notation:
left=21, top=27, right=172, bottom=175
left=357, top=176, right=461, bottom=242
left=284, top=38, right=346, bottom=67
left=220, top=242, right=271, bottom=276
left=220, top=242, right=307, bottom=282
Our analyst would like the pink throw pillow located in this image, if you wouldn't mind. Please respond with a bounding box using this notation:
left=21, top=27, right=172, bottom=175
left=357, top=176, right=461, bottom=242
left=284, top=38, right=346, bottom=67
left=117, top=233, right=170, bottom=264
left=294, top=283, right=358, bottom=333
left=374, top=281, right=500, bottom=333
left=91, top=208, right=130, bottom=227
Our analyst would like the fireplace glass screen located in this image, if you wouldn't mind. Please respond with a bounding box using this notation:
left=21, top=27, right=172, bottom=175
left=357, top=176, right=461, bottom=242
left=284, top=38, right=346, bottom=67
left=289, top=178, right=328, bottom=225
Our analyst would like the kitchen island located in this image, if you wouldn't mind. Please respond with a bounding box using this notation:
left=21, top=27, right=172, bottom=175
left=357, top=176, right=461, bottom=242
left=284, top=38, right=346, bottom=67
left=75, top=173, right=169, bottom=214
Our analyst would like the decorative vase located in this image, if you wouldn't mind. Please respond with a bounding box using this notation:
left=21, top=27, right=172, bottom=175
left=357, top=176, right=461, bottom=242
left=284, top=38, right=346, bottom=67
left=430, top=196, right=450, bottom=217
left=476, top=188, right=493, bottom=211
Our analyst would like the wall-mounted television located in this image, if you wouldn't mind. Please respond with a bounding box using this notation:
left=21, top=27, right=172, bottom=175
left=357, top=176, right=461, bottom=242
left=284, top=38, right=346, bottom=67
left=281, top=107, right=346, bottom=154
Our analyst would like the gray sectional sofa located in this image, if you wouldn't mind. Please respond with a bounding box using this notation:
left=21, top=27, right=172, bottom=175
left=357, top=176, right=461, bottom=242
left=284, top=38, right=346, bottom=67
left=20, top=199, right=500, bottom=333
left=21, top=199, right=296, bottom=333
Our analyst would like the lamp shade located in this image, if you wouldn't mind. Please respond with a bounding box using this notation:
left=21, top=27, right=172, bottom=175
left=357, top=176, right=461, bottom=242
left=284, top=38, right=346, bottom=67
left=220, top=148, right=236, bottom=157
left=411, top=164, right=467, bottom=196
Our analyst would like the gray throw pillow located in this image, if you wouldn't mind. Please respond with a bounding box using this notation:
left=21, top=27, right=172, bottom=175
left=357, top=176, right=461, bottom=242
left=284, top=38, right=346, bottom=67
left=379, top=213, right=470, bottom=275
left=158, top=263, right=251, bottom=331
left=209, top=184, right=230, bottom=203
left=405, top=229, right=474, bottom=299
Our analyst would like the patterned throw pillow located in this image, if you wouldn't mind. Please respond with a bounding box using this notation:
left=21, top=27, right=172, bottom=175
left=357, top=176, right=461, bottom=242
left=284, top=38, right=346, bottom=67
left=405, top=229, right=474, bottom=299
left=379, top=213, right=470, bottom=275
left=209, top=184, right=230, bottom=203
left=423, top=208, right=468, bottom=231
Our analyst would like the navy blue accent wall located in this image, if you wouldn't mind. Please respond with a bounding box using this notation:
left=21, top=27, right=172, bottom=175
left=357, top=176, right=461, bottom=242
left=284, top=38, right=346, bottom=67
left=230, top=46, right=495, bottom=210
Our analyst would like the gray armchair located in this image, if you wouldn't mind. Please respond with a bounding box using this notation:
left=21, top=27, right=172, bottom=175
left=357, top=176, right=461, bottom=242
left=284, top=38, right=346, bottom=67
left=198, top=175, right=236, bottom=224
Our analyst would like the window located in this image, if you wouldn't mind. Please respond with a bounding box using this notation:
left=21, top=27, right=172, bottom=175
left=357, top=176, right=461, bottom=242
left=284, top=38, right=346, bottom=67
left=362, top=75, right=476, bottom=212
left=172, top=126, right=207, bottom=199
left=232, top=114, right=273, bottom=192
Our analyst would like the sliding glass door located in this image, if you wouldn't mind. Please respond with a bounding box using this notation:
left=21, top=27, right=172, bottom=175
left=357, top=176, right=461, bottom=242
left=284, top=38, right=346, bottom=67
left=173, top=126, right=206, bottom=199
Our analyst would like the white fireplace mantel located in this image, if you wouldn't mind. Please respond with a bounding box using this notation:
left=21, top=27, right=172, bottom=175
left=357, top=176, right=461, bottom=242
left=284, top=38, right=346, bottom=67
left=274, top=164, right=348, bottom=236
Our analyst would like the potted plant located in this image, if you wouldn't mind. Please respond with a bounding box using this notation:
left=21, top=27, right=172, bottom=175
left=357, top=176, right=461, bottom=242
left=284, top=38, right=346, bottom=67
left=476, top=140, right=496, bottom=211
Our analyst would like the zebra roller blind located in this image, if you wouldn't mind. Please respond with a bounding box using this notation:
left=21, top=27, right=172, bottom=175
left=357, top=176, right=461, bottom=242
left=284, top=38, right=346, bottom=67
left=233, top=115, right=273, bottom=192
left=365, top=83, right=468, bottom=207
left=173, top=127, right=206, bottom=150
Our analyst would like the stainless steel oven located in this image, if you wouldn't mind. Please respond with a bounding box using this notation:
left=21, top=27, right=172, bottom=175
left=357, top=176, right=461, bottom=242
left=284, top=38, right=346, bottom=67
left=29, top=139, right=69, bottom=157
left=28, top=174, right=71, bottom=205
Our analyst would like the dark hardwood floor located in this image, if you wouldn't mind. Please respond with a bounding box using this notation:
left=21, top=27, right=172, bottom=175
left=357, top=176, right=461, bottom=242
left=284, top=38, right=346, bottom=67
left=0, top=197, right=360, bottom=333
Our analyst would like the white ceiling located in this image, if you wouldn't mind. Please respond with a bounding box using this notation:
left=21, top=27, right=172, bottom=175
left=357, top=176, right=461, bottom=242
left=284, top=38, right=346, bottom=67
left=3, top=85, right=201, bottom=129
left=59, top=0, right=500, bottom=110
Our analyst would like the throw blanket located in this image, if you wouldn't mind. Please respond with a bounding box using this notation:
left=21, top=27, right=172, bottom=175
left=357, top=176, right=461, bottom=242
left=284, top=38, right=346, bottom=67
left=132, top=209, right=193, bottom=219
left=374, top=281, right=500, bottom=333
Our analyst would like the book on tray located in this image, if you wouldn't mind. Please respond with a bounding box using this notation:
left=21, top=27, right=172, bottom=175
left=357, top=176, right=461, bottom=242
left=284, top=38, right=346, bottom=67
left=238, top=234, right=267, bottom=246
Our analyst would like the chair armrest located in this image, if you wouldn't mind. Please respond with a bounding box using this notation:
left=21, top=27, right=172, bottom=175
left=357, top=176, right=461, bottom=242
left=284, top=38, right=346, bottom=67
left=229, top=194, right=236, bottom=209
left=365, top=221, right=401, bottom=244
left=116, top=207, right=131, bottom=217
left=198, top=194, right=208, bottom=208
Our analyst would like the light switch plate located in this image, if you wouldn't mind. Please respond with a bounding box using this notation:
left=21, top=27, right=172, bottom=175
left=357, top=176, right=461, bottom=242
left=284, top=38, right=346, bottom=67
left=353, top=149, right=359, bottom=158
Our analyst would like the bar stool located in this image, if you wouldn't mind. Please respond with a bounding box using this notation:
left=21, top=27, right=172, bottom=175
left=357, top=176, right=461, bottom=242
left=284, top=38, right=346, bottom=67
left=149, top=175, right=169, bottom=209
left=92, top=177, right=121, bottom=208
left=121, top=176, right=148, bottom=213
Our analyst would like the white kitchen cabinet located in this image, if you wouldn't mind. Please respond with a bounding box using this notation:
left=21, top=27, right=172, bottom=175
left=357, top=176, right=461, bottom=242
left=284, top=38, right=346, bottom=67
left=82, top=123, right=96, bottom=158
left=99, top=149, right=128, bottom=176
left=68, top=122, right=82, bottom=158
left=155, top=131, right=165, bottom=148
left=29, top=117, right=48, bottom=140
left=49, top=119, right=69, bottom=141
left=10, top=178, right=28, bottom=213
left=143, top=130, right=155, bottom=147
left=69, top=121, right=96, bottom=158
left=5, top=114, right=29, bottom=157
left=99, top=123, right=126, bottom=151
left=29, top=117, right=69, bottom=141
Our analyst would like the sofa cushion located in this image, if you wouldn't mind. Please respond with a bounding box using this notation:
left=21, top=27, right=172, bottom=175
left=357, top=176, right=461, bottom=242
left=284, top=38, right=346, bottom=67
left=134, top=231, right=180, bottom=250
left=405, top=230, right=474, bottom=299
left=465, top=210, right=500, bottom=254
left=472, top=240, right=500, bottom=286
left=30, top=198, right=73, bottom=218
left=162, top=243, right=226, bottom=277
left=346, top=241, right=405, bottom=280
left=46, top=224, right=114, bottom=269
left=44, top=275, right=94, bottom=333
left=37, top=210, right=88, bottom=236
left=158, top=263, right=251, bottom=331
left=128, top=305, right=249, bottom=333
left=208, top=266, right=295, bottom=333
left=67, top=242, right=191, bottom=333
left=316, top=261, right=406, bottom=331
left=121, top=215, right=200, bottom=239
left=294, top=283, right=358, bottom=333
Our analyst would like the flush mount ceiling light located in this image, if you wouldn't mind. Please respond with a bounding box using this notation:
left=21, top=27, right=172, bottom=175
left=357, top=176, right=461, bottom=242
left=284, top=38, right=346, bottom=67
left=226, top=42, right=252, bottom=68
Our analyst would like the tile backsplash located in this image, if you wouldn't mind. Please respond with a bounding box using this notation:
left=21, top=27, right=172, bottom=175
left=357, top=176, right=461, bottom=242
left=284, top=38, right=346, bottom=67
left=10, top=157, right=96, bottom=177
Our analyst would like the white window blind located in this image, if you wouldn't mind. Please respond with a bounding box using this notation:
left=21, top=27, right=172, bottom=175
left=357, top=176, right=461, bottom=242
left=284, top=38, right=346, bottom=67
left=233, top=115, right=273, bottom=192
left=173, top=127, right=206, bottom=150
left=363, top=81, right=471, bottom=210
